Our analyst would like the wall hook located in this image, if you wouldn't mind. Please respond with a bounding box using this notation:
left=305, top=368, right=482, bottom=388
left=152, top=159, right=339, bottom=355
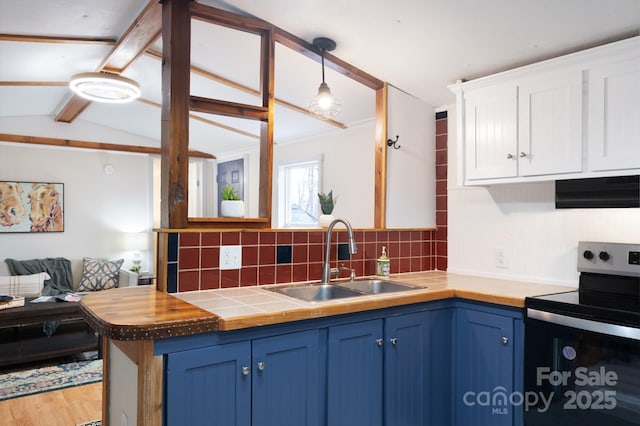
left=387, top=135, right=401, bottom=150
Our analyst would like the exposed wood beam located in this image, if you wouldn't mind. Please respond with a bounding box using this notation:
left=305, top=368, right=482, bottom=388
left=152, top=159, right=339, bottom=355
left=55, top=0, right=162, bottom=123
left=98, top=1, right=163, bottom=73
left=0, top=81, right=67, bottom=86
left=190, top=96, right=269, bottom=121
left=161, top=0, right=192, bottom=229
left=146, top=49, right=347, bottom=129
left=0, top=133, right=215, bottom=159
left=138, top=98, right=259, bottom=140
left=0, top=33, right=116, bottom=45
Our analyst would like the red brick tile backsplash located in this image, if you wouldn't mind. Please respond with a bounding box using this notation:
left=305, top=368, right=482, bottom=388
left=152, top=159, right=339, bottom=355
left=173, top=229, right=438, bottom=291
left=170, top=113, right=448, bottom=292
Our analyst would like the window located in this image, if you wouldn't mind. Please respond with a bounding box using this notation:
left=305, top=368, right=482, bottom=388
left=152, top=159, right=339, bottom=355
left=278, top=160, right=320, bottom=228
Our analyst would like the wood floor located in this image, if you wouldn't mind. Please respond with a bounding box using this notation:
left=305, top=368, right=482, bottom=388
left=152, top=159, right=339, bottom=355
left=0, top=382, right=102, bottom=426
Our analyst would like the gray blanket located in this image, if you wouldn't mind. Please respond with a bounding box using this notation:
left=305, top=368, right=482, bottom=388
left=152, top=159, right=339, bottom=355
left=5, top=257, right=75, bottom=336
left=5, top=257, right=74, bottom=296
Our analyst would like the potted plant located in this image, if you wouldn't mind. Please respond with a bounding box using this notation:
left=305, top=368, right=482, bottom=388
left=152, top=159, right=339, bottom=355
left=220, top=185, right=244, bottom=218
left=317, top=190, right=336, bottom=227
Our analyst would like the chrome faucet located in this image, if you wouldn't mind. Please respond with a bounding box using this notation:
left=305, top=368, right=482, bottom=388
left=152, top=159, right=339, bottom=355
left=321, top=218, right=357, bottom=284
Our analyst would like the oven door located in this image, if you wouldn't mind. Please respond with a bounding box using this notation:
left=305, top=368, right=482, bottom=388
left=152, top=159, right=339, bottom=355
left=524, top=310, right=640, bottom=426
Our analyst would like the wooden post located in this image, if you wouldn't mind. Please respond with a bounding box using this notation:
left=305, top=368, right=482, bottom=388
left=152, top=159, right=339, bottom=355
left=161, top=0, right=191, bottom=229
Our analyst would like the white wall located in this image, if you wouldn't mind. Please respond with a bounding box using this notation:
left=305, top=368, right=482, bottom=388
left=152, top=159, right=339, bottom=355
left=0, top=143, right=153, bottom=284
left=445, top=106, right=640, bottom=285
left=272, top=121, right=376, bottom=228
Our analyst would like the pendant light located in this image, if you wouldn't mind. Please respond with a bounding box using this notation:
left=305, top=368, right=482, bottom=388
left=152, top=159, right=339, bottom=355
left=69, top=72, right=141, bottom=104
left=309, top=37, right=342, bottom=120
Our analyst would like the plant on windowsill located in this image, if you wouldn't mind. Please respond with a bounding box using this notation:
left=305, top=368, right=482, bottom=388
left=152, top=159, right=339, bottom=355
left=220, top=185, right=245, bottom=218
left=317, top=190, right=336, bottom=227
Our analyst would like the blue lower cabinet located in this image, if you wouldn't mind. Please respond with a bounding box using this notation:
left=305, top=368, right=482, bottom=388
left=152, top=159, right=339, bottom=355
left=165, top=341, right=251, bottom=426
left=252, top=330, right=322, bottom=426
left=162, top=299, right=523, bottom=426
left=327, top=319, right=384, bottom=426
left=327, top=312, right=430, bottom=426
left=384, top=312, right=430, bottom=426
left=165, top=330, right=321, bottom=426
left=454, top=304, right=523, bottom=426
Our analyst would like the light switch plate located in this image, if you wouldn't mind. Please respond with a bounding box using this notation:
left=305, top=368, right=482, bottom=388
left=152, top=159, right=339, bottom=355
left=220, top=245, right=242, bottom=270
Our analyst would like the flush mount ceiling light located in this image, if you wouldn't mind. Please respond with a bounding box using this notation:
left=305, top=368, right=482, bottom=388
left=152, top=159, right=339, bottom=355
left=309, top=37, right=342, bottom=120
left=69, top=72, right=141, bottom=104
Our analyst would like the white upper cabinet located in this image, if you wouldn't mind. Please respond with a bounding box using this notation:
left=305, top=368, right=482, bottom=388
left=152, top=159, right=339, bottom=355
left=451, top=36, right=640, bottom=186
left=518, top=71, right=583, bottom=177
left=588, top=56, right=640, bottom=172
left=464, top=83, right=517, bottom=180
left=386, top=85, right=435, bottom=228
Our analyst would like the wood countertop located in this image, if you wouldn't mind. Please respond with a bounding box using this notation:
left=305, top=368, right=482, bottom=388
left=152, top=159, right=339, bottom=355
left=79, top=286, right=218, bottom=340
left=81, top=271, right=574, bottom=339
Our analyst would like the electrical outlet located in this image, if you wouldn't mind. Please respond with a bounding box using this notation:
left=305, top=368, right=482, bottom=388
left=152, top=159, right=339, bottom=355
left=121, top=411, right=128, bottom=426
left=220, top=245, right=242, bottom=270
left=494, top=247, right=509, bottom=269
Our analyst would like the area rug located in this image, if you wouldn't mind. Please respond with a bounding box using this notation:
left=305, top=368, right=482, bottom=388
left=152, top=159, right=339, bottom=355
left=76, top=421, right=101, bottom=426
left=0, top=358, right=102, bottom=401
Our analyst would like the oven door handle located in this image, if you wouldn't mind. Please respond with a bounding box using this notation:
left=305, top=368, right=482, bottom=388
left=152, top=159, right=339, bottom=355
left=527, top=309, right=640, bottom=341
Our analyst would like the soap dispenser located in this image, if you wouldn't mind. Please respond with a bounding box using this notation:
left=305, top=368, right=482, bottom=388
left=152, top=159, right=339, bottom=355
left=377, top=246, right=390, bottom=277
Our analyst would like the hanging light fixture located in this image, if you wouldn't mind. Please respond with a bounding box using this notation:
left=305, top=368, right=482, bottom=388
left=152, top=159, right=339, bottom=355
left=309, top=37, right=342, bottom=120
left=69, top=72, right=141, bottom=104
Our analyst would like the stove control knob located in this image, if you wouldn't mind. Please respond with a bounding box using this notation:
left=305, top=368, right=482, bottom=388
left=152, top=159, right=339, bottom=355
left=599, top=251, right=610, bottom=261
left=583, top=250, right=594, bottom=260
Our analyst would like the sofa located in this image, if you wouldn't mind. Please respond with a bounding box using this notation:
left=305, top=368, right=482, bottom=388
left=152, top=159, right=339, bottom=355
left=0, top=257, right=138, bottom=368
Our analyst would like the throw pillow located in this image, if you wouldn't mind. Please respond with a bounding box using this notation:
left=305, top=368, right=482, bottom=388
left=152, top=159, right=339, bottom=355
left=77, top=257, right=124, bottom=292
left=0, top=272, right=51, bottom=297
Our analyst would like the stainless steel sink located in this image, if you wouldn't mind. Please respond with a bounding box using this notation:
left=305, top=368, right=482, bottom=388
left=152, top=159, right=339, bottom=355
left=334, top=279, right=423, bottom=294
left=267, top=279, right=423, bottom=302
left=268, top=283, right=363, bottom=302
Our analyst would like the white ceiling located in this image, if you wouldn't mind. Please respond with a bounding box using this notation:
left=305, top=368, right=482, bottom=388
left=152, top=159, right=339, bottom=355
left=1, top=0, right=639, bottom=156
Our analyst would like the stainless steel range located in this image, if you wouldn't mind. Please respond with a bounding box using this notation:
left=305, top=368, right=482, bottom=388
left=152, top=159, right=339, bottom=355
left=524, top=241, right=640, bottom=426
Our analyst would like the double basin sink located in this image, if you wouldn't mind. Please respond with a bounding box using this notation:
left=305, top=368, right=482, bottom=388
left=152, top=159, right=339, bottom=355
left=266, top=279, right=423, bottom=302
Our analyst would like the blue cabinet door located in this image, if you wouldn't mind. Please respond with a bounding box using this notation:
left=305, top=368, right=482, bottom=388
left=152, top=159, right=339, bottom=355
left=427, top=307, right=454, bottom=425
left=252, top=329, right=322, bottom=426
left=327, top=319, right=384, bottom=426
left=384, top=311, right=429, bottom=426
left=455, top=308, right=515, bottom=426
left=165, top=341, right=251, bottom=426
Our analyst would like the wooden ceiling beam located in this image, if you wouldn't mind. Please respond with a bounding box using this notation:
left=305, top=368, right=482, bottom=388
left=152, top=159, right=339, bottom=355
left=137, top=98, right=259, bottom=140
left=0, top=34, right=115, bottom=45
left=55, top=0, right=162, bottom=123
left=0, top=133, right=215, bottom=159
left=0, top=81, right=67, bottom=86
left=190, top=96, right=269, bottom=121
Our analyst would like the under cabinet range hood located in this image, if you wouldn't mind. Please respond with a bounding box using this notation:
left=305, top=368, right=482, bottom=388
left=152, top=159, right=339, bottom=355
left=555, top=175, right=640, bottom=208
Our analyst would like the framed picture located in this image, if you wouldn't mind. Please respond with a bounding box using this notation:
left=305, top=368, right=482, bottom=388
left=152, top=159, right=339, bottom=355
left=0, top=181, right=64, bottom=233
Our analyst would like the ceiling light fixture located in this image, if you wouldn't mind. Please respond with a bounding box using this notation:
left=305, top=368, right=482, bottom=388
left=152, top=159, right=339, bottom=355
left=69, top=72, right=141, bottom=104
left=309, top=37, right=342, bottom=120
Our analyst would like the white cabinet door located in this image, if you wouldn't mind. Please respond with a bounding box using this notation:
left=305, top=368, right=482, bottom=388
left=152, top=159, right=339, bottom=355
left=386, top=85, right=435, bottom=228
left=518, top=71, right=583, bottom=176
left=463, top=84, right=518, bottom=181
left=588, top=56, right=640, bottom=171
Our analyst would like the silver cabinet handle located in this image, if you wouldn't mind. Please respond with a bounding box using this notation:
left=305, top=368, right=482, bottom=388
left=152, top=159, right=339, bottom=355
left=376, top=338, right=383, bottom=347
left=506, top=153, right=514, bottom=159
left=519, top=152, right=527, bottom=158
left=242, top=366, right=250, bottom=376
left=257, top=361, right=265, bottom=371
left=501, top=336, right=509, bottom=345
left=390, top=337, right=398, bottom=346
